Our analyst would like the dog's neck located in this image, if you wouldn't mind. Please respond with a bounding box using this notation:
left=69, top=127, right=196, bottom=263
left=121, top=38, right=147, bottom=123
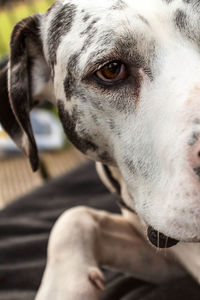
left=96, top=162, right=136, bottom=213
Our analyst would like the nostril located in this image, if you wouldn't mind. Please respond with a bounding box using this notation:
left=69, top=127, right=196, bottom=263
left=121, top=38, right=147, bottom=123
left=194, top=167, right=200, bottom=179
left=189, top=141, right=200, bottom=176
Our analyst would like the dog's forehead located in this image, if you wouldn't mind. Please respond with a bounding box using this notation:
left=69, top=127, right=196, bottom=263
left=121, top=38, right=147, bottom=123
left=43, top=0, right=200, bottom=74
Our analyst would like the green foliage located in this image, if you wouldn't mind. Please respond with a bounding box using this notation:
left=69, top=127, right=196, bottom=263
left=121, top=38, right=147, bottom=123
left=0, top=0, right=54, bottom=59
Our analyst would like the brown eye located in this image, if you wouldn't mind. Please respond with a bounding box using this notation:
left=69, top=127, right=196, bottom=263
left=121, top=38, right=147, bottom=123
left=96, top=61, right=128, bottom=84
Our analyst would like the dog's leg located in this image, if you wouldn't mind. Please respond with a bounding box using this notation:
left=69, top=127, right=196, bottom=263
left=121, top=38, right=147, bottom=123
left=35, top=207, right=184, bottom=300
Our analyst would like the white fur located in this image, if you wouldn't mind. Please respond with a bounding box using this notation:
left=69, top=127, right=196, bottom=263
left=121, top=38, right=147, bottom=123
left=23, top=0, right=200, bottom=298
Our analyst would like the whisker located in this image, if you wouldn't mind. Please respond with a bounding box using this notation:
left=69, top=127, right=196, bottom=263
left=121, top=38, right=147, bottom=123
left=157, top=229, right=160, bottom=249
left=164, top=236, right=169, bottom=256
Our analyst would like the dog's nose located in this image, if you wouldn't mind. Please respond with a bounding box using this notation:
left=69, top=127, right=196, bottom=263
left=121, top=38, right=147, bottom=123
left=189, top=138, right=200, bottom=178
left=147, top=226, right=179, bottom=248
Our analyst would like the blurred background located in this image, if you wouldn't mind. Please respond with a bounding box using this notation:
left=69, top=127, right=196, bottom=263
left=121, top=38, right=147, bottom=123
left=0, top=0, right=86, bottom=208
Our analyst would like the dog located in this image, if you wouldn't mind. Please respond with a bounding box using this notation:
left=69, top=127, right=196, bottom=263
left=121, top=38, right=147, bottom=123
left=1, top=0, right=200, bottom=298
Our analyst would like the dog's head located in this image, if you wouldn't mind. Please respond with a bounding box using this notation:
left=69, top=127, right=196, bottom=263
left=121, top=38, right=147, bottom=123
left=2, top=0, right=200, bottom=244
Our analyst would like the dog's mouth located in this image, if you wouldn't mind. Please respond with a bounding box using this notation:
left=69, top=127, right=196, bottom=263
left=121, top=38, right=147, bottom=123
left=147, top=226, right=179, bottom=248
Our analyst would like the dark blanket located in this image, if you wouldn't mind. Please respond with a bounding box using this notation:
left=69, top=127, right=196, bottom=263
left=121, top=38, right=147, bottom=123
left=0, top=162, right=200, bottom=300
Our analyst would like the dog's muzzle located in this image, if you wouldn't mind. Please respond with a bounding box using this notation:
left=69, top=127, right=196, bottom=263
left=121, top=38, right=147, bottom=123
left=147, top=226, right=179, bottom=248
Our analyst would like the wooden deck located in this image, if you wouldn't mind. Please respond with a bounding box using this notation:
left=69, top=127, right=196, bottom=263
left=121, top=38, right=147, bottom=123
left=0, top=147, right=86, bottom=208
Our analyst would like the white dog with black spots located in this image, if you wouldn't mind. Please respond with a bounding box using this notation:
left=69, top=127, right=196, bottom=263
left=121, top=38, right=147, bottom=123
left=1, top=0, right=200, bottom=299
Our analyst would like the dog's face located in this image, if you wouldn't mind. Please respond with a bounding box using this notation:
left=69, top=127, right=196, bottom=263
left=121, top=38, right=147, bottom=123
left=2, top=0, right=200, bottom=243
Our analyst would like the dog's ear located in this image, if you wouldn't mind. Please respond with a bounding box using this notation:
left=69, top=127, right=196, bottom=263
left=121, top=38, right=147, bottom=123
left=0, top=15, right=53, bottom=171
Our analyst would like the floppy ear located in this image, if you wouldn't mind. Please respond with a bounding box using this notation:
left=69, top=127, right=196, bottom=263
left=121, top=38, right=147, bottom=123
left=0, top=15, right=53, bottom=171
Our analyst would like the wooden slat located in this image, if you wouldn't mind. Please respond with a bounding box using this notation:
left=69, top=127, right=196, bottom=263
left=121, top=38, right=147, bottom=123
left=0, top=147, right=87, bottom=208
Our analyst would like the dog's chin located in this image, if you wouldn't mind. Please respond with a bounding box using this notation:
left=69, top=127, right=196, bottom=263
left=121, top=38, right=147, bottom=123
left=147, top=226, right=179, bottom=249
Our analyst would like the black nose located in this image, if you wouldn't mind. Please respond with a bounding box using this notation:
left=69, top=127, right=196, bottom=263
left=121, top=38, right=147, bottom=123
left=147, top=226, right=179, bottom=248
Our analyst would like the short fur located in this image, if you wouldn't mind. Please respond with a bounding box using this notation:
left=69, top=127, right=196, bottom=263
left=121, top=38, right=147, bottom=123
left=1, top=0, right=200, bottom=298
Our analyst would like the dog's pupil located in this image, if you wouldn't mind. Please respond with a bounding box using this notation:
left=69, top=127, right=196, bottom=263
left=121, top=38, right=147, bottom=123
left=103, top=62, right=120, bottom=79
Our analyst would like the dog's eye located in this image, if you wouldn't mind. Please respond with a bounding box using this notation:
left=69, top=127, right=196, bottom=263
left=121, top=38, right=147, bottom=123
left=95, top=61, right=128, bottom=84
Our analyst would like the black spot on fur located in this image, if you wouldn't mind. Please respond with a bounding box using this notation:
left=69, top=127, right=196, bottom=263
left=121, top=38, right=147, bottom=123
left=136, top=159, right=149, bottom=178
left=174, top=9, right=188, bottom=31
left=194, top=167, right=200, bottom=179
left=98, top=151, right=113, bottom=163
left=68, top=52, right=80, bottom=74
left=98, top=31, right=114, bottom=48
left=91, top=113, right=99, bottom=125
left=125, top=159, right=137, bottom=174
left=138, top=15, right=150, bottom=26
left=87, top=94, right=105, bottom=111
left=81, top=27, right=98, bottom=52
left=58, top=101, right=98, bottom=154
left=80, top=18, right=100, bottom=36
left=173, top=6, right=200, bottom=43
left=63, top=73, right=74, bottom=101
left=63, top=53, right=80, bottom=100
left=48, top=3, right=76, bottom=66
left=83, top=13, right=91, bottom=22
left=111, top=0, right=127, bottom=10
left=108, top=119, right=116, bottom=130
left=188, top=132, right=200, bottom=146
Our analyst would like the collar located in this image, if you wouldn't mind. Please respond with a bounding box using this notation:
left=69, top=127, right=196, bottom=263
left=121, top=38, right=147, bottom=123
left=102, top=164, right=136, bottom=214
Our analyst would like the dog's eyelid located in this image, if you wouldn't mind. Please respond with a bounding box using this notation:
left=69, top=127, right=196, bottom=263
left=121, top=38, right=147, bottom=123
left=82, top=58, right=127, bottom=81
left=95, top=60, right=123, bottom=72
left=80, top=49, right=125, bottom=78
left=84, top=60, right=117, bottom=77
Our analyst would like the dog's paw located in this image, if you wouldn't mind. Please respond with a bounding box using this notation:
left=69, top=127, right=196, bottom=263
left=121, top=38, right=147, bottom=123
left=88, top=267, right=105, bottom=291
left=35, top=265, right=104, bottom=300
